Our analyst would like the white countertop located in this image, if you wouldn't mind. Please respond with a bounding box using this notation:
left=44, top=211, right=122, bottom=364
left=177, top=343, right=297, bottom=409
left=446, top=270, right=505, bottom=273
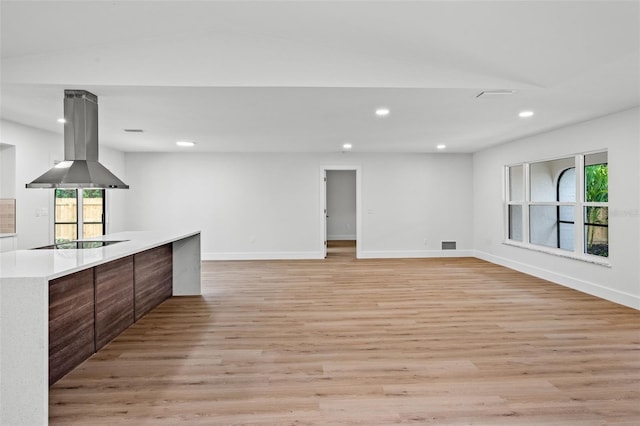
left=0, top=233, right=16, bottom=238
left=0, top=229, right=200, bottom=280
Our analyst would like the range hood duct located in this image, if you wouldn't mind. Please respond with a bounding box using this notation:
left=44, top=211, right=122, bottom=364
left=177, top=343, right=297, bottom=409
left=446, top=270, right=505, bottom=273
left=26, top=90, right=129, bottom=189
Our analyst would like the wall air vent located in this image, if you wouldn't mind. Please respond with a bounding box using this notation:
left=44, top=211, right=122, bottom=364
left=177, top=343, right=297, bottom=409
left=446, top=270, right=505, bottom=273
left=441, top=241, right=457, bottom=250
left=476, top=90, right=515, bottom=98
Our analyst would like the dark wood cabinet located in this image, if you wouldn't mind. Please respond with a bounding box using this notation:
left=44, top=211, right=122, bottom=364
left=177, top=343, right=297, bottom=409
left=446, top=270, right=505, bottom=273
left=49, top=268, right=95, bottom=385
left=134, top=244, right=172, bottom=321
left=95, top=256, right=134, bottom=350
left=48, top=244, right=173, bottom=385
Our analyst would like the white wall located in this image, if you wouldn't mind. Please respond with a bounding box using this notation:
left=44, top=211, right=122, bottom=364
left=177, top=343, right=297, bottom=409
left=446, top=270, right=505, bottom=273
left=4, top=109, right=638, bottom=308
left=473, top=107, right=640, bottom=309
left=0, top=144, right=16, bottom=198
left=123, top=152, right=474, bottom=259
left=359, top=154, right=473, bottom=256
left=327, top=170, right=356, bottom=240
left=100, top=147, right=128, bottom=234
left=0, top=120, right=127, bottom=249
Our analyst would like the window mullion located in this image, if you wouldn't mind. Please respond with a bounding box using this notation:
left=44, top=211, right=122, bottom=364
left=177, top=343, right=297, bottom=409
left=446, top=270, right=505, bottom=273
left=78, top=190, right=84, bottom=240
left=574, top=154, right=585, bottom=254
left=523, top=163, right=530, bottom=244
left=504, top=166, right=510, bottom=241
left=102, top=190, right=107, bottom=235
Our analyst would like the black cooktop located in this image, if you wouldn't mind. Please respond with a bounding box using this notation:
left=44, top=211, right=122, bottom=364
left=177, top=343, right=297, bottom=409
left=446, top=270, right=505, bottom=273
left=34, top=240, right=127, bottom=250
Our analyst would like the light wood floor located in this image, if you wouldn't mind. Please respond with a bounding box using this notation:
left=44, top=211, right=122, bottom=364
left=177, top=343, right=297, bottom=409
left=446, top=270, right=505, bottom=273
left=49, top=241, right=640, bottom=425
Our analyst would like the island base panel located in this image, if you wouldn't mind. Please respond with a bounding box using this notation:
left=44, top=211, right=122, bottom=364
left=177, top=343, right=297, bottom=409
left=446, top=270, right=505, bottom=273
left=134, top=244, right=173, bottom=321
left=95, top=255, right=135, bottom=350
left=49, top=268, right=95, bottom=385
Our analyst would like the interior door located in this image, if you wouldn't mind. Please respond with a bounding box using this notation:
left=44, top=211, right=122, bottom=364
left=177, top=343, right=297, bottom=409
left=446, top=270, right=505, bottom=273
left=323, top=169, right=328, bottom=258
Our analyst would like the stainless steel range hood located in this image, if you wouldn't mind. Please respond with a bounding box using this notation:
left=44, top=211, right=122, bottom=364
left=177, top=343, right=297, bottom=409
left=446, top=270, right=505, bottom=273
left=26, top=90, right=129, bottom=189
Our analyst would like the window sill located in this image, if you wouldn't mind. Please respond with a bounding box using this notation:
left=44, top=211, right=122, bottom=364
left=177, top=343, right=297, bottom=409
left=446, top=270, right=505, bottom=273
left=502, top=241, right=611, bottom=267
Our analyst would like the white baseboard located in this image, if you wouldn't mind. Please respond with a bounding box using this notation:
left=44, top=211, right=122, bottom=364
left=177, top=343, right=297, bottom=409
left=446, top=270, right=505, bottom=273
left=358, top=249, right=474, bottom=259
left=203, top=251, right=324, bottom=261
left=474, top=250, right=640, bottom=310
left=327, top=234, right=356, bottom=240
left=204, top=249, right=474, bottom=260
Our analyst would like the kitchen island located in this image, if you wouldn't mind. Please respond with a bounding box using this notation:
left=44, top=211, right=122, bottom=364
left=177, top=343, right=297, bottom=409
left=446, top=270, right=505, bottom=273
left=0, top=230, right=201, bottom=426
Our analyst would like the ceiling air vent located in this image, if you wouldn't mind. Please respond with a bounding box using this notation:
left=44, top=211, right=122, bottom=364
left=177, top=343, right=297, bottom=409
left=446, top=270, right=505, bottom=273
left=124, top=129, right=144, bottom=133
left=476, top=90, right=515, bottom=98
left=441, top=241, right=457, bottom=250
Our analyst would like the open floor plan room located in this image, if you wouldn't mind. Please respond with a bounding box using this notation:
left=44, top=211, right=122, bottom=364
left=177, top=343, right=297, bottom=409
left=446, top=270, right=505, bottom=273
left=1, top=2, right=638, bottom=425
left=49, top=254, right=639, bottom=425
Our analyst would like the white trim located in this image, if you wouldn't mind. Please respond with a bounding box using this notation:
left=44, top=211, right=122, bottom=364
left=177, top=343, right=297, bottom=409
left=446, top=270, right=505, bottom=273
left=48, top=189, right=54, bottom=244
left=203, top=251, right=324, bottom=261
left=502, top=241, right=611, bottom=267
left=204, top=249, right=474, bottom=260
left=522, top=162, right=530, bottom=244
left=321, top=168, right=327, bottom=258
left=475, top=250, right=638, bottom=310
left=358, top=249, right=474, bottom=259
left=575, top=154, right=584, bottom=252
left=321, top=165, right=362, bottom=259
left=514, top=148, right=610, bottom=166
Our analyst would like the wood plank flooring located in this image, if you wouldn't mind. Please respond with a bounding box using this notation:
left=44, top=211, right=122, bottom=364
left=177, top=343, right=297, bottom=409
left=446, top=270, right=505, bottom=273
left=49, top=241, right=640, bottom=425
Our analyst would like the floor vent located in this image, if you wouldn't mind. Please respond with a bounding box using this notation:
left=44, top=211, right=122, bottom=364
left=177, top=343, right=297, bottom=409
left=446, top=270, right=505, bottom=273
left=441, top=241, right=457, bottom=250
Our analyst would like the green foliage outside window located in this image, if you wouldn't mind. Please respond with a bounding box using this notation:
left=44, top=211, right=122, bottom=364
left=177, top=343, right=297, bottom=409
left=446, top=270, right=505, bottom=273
left=585, top=164, right=608, bottom=202
left=585, top=164, right=608, bottom=257
left=55, top=189, right=77, bottom=198
left=83, top=189, right=103, bottom=198
left=54, top=189, right=102, bottom=198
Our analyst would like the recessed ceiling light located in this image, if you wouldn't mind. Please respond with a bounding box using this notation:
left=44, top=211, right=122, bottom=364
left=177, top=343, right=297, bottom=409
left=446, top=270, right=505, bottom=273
left=518, top=110, right=534, bottom=118
left=57, top=118, right=66, bottom=123
left=342, top=143, right=352, bottom=150
left=436, top=144, right=446, bottom=150
left=375, top=108, right=390, bottom=117
left=176, top=141, right=195, bottom=147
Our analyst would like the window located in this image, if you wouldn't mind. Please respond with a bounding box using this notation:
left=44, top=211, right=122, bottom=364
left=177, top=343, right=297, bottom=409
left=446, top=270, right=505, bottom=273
left=507, top=165, right=524, bottom=242
left=557, top=167, right=575, bottom=251
left=506, top=151, right=608, bottom=261
left=584, top=153, right=608, bottom=257
left=54, top=189, right=105, bottom=243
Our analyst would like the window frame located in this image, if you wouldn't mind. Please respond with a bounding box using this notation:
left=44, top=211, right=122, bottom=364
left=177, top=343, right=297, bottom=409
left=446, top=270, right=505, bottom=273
left=504, top=151, right=609, bottom=266
left=583, top=158, right=609, bottom=257
left=556, top=167, right=576, bottom=251
left=54, top=189, right=106, bottom=243
left=81, top=189, right=106, bottom=239
left=53, top=189, right=79, bottom=243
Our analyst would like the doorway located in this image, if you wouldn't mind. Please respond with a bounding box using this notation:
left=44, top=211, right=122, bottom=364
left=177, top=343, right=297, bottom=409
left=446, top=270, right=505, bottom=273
left=54, top=189, right=106, bottom=243
left=322, top=167, right=360, bottom=259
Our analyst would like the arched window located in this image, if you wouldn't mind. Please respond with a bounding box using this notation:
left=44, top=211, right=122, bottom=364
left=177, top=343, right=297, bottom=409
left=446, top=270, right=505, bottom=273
left=557, top=168, right=575, bottom=250
left=506, top=151, right=608, bottom=261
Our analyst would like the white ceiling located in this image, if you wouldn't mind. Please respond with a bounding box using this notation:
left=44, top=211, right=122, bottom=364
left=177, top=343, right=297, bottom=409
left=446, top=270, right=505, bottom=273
left=1, top=0, right=638, bottom=153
